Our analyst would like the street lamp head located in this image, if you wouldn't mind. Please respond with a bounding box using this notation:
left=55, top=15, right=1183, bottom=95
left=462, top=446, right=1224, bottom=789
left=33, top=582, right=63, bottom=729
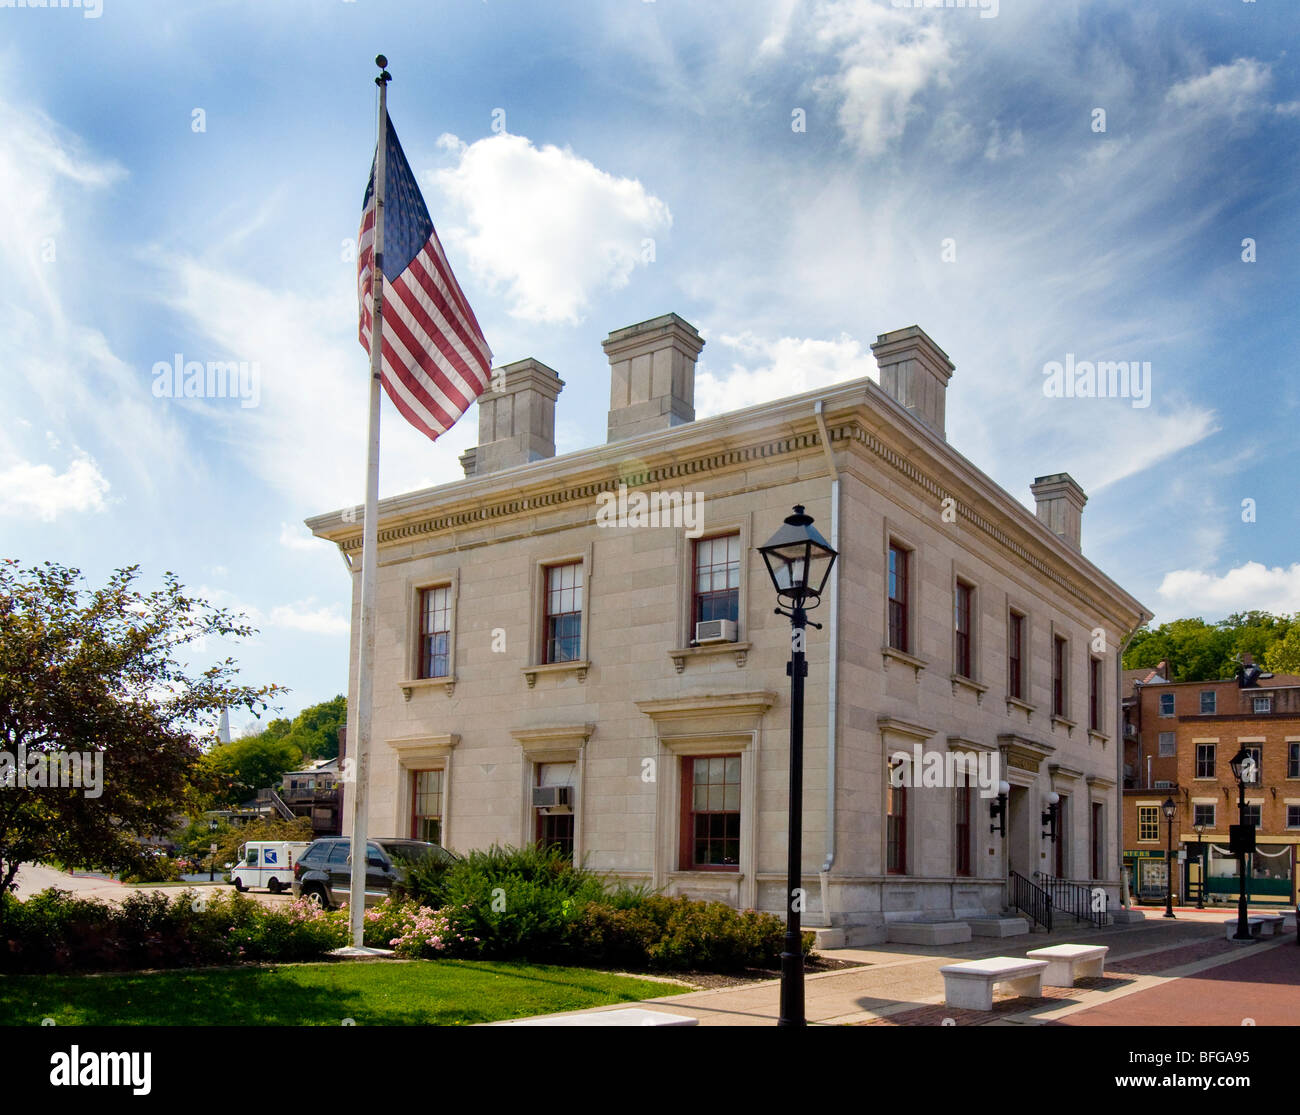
left=759, top=505, right=838, bottom=609
left=997, top=781, right=1010, bottom=797
left=1046, top=791, right=1060, bottom=806
left=1193, top=822, right=1204, bottom=834
left=1161, top=796, right=1176, bottom=819
left=1228, top=746, right=1250, bottom=785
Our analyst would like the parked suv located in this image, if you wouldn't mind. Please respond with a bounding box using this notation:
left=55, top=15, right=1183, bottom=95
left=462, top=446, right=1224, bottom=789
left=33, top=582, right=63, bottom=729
left=291, top=837, right=457, bottom=909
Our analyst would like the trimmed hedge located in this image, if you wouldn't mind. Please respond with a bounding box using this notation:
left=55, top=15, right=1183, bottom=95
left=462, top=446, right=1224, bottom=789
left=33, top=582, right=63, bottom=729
left=0, top=888, right=345, bottom=972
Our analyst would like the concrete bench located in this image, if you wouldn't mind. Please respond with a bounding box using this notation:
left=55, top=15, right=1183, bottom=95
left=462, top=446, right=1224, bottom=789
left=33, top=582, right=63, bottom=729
left=488, top=1007, right=698, bottom=1027
left=939, top=956, right=1049, bottom=1011
left=1222, top=915, right=1282, bottom=940
left=1026, top=944, right=1108, bottom=987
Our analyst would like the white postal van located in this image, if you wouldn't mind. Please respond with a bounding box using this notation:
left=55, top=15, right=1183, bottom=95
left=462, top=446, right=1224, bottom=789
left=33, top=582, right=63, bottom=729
left=230, top=841, right=310, bottom=894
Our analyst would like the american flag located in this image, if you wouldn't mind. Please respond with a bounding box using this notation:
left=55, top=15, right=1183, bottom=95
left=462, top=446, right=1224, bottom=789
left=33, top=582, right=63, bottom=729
left=358, top=113, right=492, bottom=442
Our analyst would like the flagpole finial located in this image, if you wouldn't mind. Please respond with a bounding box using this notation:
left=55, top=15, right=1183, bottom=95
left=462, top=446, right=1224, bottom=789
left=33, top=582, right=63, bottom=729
left=375, top=55, right=391, bottom=85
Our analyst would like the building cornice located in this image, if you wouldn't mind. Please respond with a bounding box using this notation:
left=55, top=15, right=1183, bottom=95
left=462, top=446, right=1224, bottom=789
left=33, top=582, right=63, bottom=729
left=306, top=377, right=1147, bottom=629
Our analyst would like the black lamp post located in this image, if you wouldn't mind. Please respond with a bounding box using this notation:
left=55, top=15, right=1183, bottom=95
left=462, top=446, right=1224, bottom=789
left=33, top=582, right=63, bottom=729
left=758, top=505, right=838, bottom=1029
left=1193, top=823, right=1205, bottom=909
left=1161, top=797, right=1177, bottom=917
left=1228, top=747, right=1255, bottom=941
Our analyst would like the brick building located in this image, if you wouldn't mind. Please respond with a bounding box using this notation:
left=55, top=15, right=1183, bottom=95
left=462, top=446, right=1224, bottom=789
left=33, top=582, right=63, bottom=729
left=1120, top=663, right=1300, bottom=905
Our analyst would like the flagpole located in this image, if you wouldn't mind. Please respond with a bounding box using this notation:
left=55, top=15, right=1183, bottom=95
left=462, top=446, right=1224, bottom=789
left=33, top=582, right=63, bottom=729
left=345, top=53, right=391, bottom=952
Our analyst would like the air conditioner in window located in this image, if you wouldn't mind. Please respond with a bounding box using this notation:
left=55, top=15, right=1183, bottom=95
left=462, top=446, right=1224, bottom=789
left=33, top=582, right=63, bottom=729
left=694, top=619, right=738, bottom=645
left=531, top=785, right=573, bottom=813
left=1154, top=780, right=1175, bottom=790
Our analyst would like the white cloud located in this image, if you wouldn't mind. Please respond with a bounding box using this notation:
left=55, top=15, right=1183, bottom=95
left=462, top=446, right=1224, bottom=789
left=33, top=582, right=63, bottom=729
left=0, top=453, right=110, bottom=521
left=695, top=331, right=878, bottom=418
left=1166, top=58, right=1273, bottom=119
left=1154, top=562, right=1300, bottom=622
left=279, top=521, right=322, bottom=552
left=268, top=601, right=349, bottom=636
left=431, top=133, right=671, bottom=324
left=983, top=121, right=1024, bottom=162
left=809, top=1, right=953, bottom=157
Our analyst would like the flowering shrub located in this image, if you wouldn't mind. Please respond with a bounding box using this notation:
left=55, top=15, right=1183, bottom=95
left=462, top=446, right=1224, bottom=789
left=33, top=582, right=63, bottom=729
left=362, top=900, right=481, bottom=958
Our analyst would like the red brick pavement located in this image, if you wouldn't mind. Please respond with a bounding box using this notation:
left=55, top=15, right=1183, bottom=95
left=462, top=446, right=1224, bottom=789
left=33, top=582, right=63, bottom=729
left=1059, top=941, right=1300, bottom=1027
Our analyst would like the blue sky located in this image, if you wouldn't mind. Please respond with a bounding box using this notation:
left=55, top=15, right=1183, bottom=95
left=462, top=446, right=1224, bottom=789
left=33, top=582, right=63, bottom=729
left=2, top=0, right=1297, bottom=732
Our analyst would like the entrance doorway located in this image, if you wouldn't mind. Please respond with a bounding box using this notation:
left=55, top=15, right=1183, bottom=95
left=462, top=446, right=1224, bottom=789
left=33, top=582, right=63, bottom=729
left=1007, top=785, right=1032, bottom=877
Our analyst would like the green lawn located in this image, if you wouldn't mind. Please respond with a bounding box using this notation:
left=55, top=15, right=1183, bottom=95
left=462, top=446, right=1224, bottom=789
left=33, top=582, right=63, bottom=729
left=0, top=960, right=686, bottom=1026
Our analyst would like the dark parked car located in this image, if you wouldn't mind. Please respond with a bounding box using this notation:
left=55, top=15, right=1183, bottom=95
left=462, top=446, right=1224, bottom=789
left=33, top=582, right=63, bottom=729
left=291, top=837, right=458, bottom=909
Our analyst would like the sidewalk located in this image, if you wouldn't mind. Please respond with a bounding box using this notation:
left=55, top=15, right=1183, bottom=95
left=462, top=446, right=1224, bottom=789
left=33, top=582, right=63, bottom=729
left=511, top=915, right=1295, bottom=1026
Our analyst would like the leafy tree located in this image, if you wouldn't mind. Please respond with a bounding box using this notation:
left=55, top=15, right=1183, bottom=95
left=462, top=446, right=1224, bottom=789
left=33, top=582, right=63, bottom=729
left=205, top=733, right=303, bottom=807
left=1264, top=626, right=1300, bottom=676
left=279, top=694, right=345, bottom=760
left=1124, top=611, right=1300, bottom=681
left=0, top=561, right=281, bottom=900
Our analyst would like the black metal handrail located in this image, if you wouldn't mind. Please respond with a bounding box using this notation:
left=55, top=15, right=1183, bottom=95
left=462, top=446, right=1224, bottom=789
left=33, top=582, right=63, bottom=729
left=1040, top=874, right=1106, bottom=928
left=1008, top=869, right=1053, bottom=931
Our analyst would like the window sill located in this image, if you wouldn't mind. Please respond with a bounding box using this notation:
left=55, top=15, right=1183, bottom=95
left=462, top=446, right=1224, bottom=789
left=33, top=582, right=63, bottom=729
left=881, top=646, right=927, bottom=677
left=399, top=675, right=456, bottom=700
left=666, top=868, right=742, bottom=877
left=1005, top=695, right=1036, bottom=721
left=1051, top=714, right=1076, bottom=737
left=669, top=641, right=751, bottom=673
left=523, top=660, right=590, bottom=688
left=1087, top=729, right=1110, bottom=745
left=950, top=674, right=988, bottom=703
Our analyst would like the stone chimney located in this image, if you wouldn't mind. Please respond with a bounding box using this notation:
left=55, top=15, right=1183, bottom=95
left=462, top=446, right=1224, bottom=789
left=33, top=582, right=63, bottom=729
left=604, top=313, right=704, bottom=442
left=1030, top=472, right=1087, bottom=551
left=459, top=358, right=564, bottom=477
left=870, top=325, right=955, bottom=438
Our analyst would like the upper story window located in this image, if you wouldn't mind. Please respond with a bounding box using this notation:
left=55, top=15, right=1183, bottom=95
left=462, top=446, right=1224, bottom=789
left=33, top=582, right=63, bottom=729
left=1052, top=635, right=1068, bottom=718
left=1196, top=743, right=1216, bottom=779
left=544, top=562, right=583, bottom=664
left=693, top=534, right=740, bottom=625
left=1008, top=610, right=1025, bottom=700
left=1287, top=805, right=1300, bottom=830
left=1243, top=803, right=1262, bottom=827
left=953, top=580, right=973, bottom=679
left=1242, top=746, right=1262, bottom=785
left=1193, top=802, right=1215, bottom=828
left=888, top=543, right=910, bottom=654
left=1159, top=692, right=1174, bottom=717
left=1253, top=695, right=1272, bottom=714
left=1200, top=690, right=1216, bottom=715
left=1137, top=805, right=1159, bottom=842
left=1288, top=742, right=1299, bottom=780
left=1089, top=656, right=1102, bottom=731
left=419, top=586, right=452, bottom=679
left=1158, top=731, right=1176, bottom=757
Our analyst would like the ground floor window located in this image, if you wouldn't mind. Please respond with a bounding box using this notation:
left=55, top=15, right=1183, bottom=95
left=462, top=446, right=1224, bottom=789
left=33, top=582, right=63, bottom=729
left=954, top=787, right=971, bottom=876
left=535, top=761, right=576, bottom=860
left=886, top=760, right=907, bottom=874
left=680, top=755, right=741, bottom=870
left=411, top=769, right=443, bottom=844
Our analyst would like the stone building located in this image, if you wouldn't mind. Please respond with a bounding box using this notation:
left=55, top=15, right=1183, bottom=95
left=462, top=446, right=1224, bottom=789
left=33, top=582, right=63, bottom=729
left=307, top=313, right=1147, bottom=942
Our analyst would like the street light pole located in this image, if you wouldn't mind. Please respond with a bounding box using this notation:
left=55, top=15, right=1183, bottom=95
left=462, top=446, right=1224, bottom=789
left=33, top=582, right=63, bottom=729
left=1162, top=797, right=1176, bottom=919
left=1229, top=748, right=1254, bottom=942
left=780, top=600, right=808, bottom=1028
left=758, top=505, right=838, bottom=1031
left=1194, top=823, right=1205, bottom=910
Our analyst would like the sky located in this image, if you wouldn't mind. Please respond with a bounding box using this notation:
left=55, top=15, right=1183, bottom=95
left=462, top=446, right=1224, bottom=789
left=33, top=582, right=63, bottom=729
left=1, top=0, right=1296, bottom=732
